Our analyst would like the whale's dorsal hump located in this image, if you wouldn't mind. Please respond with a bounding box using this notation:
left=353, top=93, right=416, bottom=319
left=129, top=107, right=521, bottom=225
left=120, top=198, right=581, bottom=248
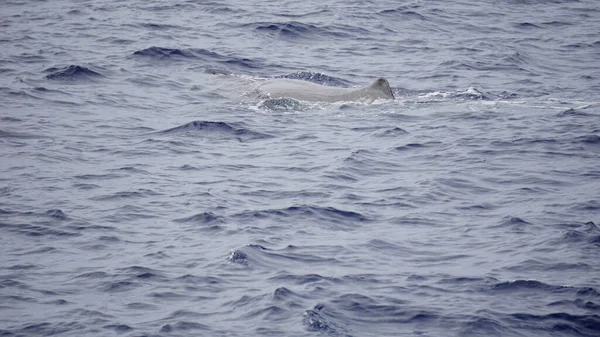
left=369, top=77, right=395, bottom=100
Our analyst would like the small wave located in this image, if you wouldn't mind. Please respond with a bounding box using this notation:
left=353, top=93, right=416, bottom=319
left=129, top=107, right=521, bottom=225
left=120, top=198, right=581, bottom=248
left=556, top=108, right=594, bottom=117
left=138, top=23, right=179, bottom=30
left=227, top=248, right=250, bottom=266
left=45, top=65, right=103, bottom=81
left=0, top=222, right=79, bottom=238
left=90, top=189, right=159, bottom=201
left=158, top=120, right=273, bottom=142
left=508, top=312, right=600, bottom=337
left=560, top=221, right=600, bottom=245
left=303, top=304, right=343, bottom=335
left=174, top=212, right=224, bottom=225
left=117, top=266, right=166, bottom=281
left=579, top=134, right=600, bottom=145
left=453, top=87, right=490, bottom=100
left=516, top=22, right=542, bottom=29
left=270, top=273, right=338, bottom=285
left=132, top=46, right=262, bottom=69
left=0, top=129, right=49, bottom=139
left=227, top=244, right=340, bottom=268
left=160, top=321, right=210, bottom=332
left=102, top=280, right=140, bottom=293
left=103, top=324, right=133, bottom=333
left=133, top=46, right=217, bottom=59
left=394, top=140, right=442, bottom=151
left=0, top=322, right=86, bottom=336
left=252, top=21, right=320, bottom=38
left=378, top=8, right=427, bottom=21
left=493, top=279, right=561, bottom=291
left=232, top=205, right=369, bottom=226
left=373, top=127, right=409, bottom=137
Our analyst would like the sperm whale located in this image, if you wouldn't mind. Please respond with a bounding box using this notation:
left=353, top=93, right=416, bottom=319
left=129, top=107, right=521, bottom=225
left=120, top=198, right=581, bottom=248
left=257, top=77, right=395, bottom=103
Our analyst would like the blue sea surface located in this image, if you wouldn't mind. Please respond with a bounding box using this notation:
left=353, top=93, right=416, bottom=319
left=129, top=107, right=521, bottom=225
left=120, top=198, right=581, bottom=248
left=1, top=0, right=599, bottom=336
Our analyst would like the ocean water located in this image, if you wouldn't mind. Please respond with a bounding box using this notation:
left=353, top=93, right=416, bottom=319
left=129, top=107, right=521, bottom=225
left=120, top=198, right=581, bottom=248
left=1, top=0, right=600, bottom=336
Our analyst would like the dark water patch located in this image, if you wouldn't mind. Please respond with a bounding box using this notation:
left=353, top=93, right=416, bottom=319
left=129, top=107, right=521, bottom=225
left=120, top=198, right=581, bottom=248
left=158, top=120, right=273, bottom=142
left=45, top=65, right=103, bottom=81
left=275, top=71, right=352, bottom=87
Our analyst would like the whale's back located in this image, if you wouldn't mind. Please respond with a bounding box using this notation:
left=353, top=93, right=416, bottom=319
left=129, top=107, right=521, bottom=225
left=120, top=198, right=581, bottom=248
left=258, top=77, right=395, bottom=103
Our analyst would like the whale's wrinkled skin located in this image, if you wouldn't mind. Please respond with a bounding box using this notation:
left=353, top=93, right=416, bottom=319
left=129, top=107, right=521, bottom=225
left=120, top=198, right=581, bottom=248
left=257, top=77, right=395, bottom=103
